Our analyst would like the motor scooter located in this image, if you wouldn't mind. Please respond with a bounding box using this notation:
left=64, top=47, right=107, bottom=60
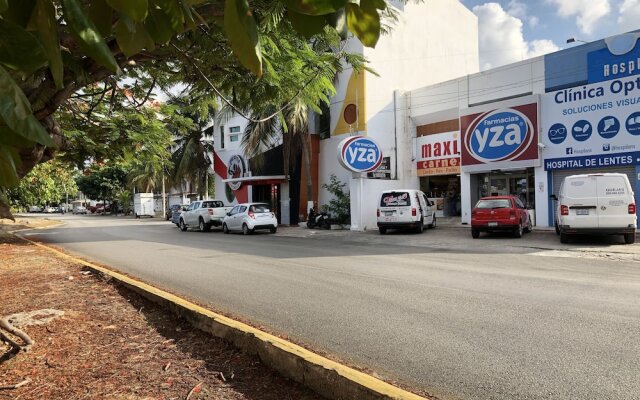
left=307, top=208, right=331, bottom=229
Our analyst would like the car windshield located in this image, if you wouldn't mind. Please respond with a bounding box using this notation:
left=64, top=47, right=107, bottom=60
left=250, top=204, right=270, bottom=213
left=475, top=199, right=511, bottom=209
left=380, top=192, right=410, bottom=207
left=202, top=201, right=224, bottom=208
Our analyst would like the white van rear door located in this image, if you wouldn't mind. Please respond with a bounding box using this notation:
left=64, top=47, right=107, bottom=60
left=563, top=176, right=598, bottom=228
left=379, top=191, right=412, bottom=223
left=597, top=175, right=632, bottom=228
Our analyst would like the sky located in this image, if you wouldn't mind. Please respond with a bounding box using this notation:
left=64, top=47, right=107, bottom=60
left=459, top=0, right=640, bottom=70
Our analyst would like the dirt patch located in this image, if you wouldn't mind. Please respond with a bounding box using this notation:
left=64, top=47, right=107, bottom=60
left=0, top=217, right=62, bottom=232
left=0, top=232, right=323, bottom=400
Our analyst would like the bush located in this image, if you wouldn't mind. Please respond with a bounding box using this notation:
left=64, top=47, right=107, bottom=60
left=321, top=174, right=350, bottom=224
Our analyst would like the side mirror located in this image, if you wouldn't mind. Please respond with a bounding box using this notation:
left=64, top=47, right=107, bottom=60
left=549, top=194, right=558, bottom=201
left=226, top=212, right=231, bottom=216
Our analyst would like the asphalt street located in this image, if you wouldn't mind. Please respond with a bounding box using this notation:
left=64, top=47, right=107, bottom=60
left=22, top=214, right=640, bottom=400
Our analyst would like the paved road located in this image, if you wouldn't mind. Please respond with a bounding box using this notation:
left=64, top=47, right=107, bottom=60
left=23, top=214, right=640, bottom=400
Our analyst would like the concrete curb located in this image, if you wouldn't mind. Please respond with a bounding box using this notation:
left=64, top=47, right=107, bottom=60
left=17, top=235, right=427, bottom=400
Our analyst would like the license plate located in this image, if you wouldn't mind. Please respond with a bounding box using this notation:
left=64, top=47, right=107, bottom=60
left=384, top=217, right=397, bottom=222
left=488, top=222, right=498, bottom=227
left=576, top=209, right=589, bottom=215
left=385, top=211, right=394, bottom=216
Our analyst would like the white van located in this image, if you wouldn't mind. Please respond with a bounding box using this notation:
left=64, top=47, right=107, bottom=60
left=553, top=173, right=637, bottom=244
left=377, top=189, right=436, bottom=234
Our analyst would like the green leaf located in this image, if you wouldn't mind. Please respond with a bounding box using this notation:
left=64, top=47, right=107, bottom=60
left=62, top=0, right=120, bottom=73
left=346, top=2, right=380, bottom=47
left=284, top=0, right=348, bottom=16
left=31, top=0, right=64, bottom=89
left=224, top=0, right=262, bottom=77
left=89, top=0, right=113, bottom=36
left=0, top=66, right=55, bottom=147
left=367, top=0, right=386, bottom=10
left=288, top=10, right=327, bottom=38
left=180, top=0, right=196, bottom=28
left=325, top=9, right=347, bottom=40
left=3, top=0, right=37, bottom=27
left=115, top=17, right=155, bottom=57
left=0, top=145, right=21, bottom=187
left=156, top=0, right=184, bottom=32
left=0, top=125, right=36, bottom=147
left=145, top=5, right=174, bottom=44
left=0, top=19, right=47, bottom=74
left=106, top=0, right=148, bottom=22
left=0, top=0, right=8, bottom=12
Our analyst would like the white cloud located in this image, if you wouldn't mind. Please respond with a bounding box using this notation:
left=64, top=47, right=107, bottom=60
left=528, top=16, right=539, bottom=28
left=472, top=3, right=560, bottom=70
left=617, top=0, right=640, bottom=34
left=546, top=0, right=611, bottom=35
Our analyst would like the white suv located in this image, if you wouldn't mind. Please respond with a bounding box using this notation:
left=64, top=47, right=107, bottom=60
left=553, top=173, right=637, bottom=244
left=377, top=189, right=436, bottom=234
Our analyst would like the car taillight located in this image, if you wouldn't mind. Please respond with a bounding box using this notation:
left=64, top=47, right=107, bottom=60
left=560, top=205, right=569, bottom=215
left=629, top=204, right=636, bottom=214
left=411, top=208, right=416, bottom=216
left=208, top=208, right=213, bottom=215
left=248, top=211, right=255, bottom=219
left=509, top=209, right=515, bottom=219
left=377, top=209, right=380, bottom=217
left=271, top=212, right=275, bottom=218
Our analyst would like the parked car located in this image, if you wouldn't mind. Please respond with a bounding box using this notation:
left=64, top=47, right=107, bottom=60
left=42, top=205, right=57, bottom=213
left=166, top=204, right=184, bottom=221
left=171, top=205, right=187, bottom=226
left=377, top=189, right=436, bottom=234
left=552, top=173, right=636, bottom=244
left=73, top=206, right=88, bottom=214
left=95, top=204, right=111, bottom=214
left=28, top=205, right=42, bottom=213
left=222, top=203, right=278, bottom=235
left=471, top=195, right=532, bottom=238
left=179, top=200, right=232, bottom=232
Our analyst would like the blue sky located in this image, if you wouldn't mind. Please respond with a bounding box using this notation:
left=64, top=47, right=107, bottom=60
left=459, top=0, right=640, bottom=69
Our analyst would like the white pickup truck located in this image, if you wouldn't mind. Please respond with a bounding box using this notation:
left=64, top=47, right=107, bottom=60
left=178, top=200, right=232, bottom=232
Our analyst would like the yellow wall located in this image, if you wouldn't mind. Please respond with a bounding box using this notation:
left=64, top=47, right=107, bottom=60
left=332, top=71, right=366, bottom=136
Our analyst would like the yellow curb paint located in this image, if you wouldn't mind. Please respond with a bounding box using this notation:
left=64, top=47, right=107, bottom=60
left=16, top=234, right=427, bottom=400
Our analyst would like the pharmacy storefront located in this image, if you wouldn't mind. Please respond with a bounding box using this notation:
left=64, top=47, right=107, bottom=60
left=459, top=95, right=541, bottom=224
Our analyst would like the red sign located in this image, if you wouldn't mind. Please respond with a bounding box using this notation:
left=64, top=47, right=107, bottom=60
left=417, top=157, right=460, bottom=176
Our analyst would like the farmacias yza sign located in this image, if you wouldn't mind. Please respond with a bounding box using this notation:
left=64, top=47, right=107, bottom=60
left=337, top=135, right=383, bottom=173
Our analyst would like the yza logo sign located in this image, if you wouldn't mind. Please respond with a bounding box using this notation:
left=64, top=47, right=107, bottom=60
left=337, top=136, right=383, bottom=173
left=461, top=102, right=539, bottom=167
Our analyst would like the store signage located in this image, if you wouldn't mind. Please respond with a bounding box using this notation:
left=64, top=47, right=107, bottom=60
left=227, top=154, right=246, bottom=190
left=541, top=74, right=640, bottom=170
left=416, top=131, right=460, bottom=176
left=337, top=135, right=383, bottom=173
left=588, top=32, right=640, bottom=84
left=460, top=100, right=539, bottom=172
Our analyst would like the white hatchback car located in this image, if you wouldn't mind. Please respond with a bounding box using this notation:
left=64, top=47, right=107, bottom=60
left=222, top=203, right=278, bottom=235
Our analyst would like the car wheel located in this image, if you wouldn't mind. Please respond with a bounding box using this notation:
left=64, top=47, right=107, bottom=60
left=223, top=223, right=229, bottom=234
left=379, top=227, right=387, bottom=235
left=514, top=222, right=523, bottom=238
left=555, top=221, right=560, bottom=235
left=428, top=216, right=436, bottom=229
left=624, top=233, right=636, bottom=244
left=524, top=217, right=533, bottom=233
left=270, top=227, right=277, bottom=234
left=471, top=229, right=480, bottom=239
left=199, top=218, right=211, bottom=232
left=242, top=224, right=252, bottom=235
left=179, top=219, right=187, bottom=232
left=416, top=219, right=424, bottom=233
left=560, top=231, right=569, bottom=244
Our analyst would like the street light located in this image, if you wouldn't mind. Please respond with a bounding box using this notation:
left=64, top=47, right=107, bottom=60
left=566, top=37, right=587, bottom=44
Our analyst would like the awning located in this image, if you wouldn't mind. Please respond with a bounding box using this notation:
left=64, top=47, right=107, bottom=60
left=222, top=175, right=287, bottom=186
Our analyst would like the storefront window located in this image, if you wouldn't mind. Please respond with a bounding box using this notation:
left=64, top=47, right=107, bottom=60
left=419, top=175, right=461, bottom=217
left=475, top=169, right=535, bottom=209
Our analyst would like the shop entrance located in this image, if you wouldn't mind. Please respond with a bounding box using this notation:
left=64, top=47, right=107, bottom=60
left=419, top=175, right=461, bottom=217
left=252, top=184, right=281, bottom=223
left=473, top=169, right=535, bottom=209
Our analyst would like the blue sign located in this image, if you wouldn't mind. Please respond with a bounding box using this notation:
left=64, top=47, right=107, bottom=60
left=337, top=136, right=383, bottom=173
left=597, top=116, right=620, bottom=138
left=626, top=111, right=640, bottom=135
left=544, top=151, right=640, bottom=170
left=465, top=110, right=533, bottom=163
left=571, top=119, right=592, bottom=141
left=587, top=32, right=640, bottom=83
left=548, top=123, right=567, bottom=144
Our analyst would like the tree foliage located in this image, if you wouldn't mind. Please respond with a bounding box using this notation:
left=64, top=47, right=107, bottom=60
left=0, top=0, right=391, bottom=219
left=8, top=160, right=78, bottom=210
left=321, top=173, right=350, bottom=224
left=76, top=163, right=128, bottom=205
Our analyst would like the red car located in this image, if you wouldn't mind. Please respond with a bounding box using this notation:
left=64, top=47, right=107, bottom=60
left=471, top=195, right=532, bottom=238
